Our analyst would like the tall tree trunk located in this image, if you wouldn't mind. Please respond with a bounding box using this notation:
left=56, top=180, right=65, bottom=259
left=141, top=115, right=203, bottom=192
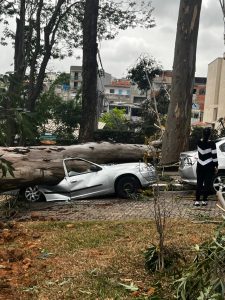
left=79, top=0, right=99, bottom=143
left=6, top=0, right=26, bottom=146
left=27, top=0, right=43, bottom=111
left=161, top=0, right=202, bottom=164
left=27, top=48, right=52, bottom=112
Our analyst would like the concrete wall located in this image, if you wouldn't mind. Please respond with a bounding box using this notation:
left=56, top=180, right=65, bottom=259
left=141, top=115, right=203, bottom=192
left=204, top=58, right=224, bottom=124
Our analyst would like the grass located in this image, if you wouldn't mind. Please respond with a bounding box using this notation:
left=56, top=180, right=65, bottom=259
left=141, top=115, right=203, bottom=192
left=0, top=219, right=217, bottom=300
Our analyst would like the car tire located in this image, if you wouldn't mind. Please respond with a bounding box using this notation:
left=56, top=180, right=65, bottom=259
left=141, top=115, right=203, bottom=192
left=21, top=185, right=45, bottom=202
left=115, top=176, right=141, bottom=198
left=212, top=172, right=225, bottom=194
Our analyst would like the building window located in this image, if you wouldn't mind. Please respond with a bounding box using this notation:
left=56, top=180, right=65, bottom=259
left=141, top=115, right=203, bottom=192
left=74, top=82, right=78, bottom=89
left=192, top=112, right=199, bottom=119
left=74, top=72, right=79, bottom=80
left=131, top=108, right=141, bottom=117
left=118, top=89, right=123, bottom=95
left=133, top=96, right=144, bottom=104
left=126, top=90, right=130, bottom=95
left=110, top=89, right=115, bottom=94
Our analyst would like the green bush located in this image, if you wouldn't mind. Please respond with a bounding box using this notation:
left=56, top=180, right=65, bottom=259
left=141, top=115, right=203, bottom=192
left=175, top=220, right=225, bottom=299
left=94, top=130, right=145, bottom=144
left=145, top=244, right=185, bottom=272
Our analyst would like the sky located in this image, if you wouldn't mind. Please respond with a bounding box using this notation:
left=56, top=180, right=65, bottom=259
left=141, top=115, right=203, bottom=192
left=0, top=0, right=224, bottom=79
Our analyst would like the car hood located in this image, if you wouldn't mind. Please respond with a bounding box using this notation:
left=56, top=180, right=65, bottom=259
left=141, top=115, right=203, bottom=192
left=102, top=162, right=150, bottom=171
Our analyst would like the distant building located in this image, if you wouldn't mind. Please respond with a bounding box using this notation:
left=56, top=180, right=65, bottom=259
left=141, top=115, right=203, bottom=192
left=191, top=77, right=207, bottom=124
left=153, top=70, right=173, bottom=92
left=130, top=84, right=145, bottom=104
left=43, top=71, right=61, bottom=91
left=104, top=79, right=131, bottom=104
left=70, top=65, right=112, bottom=95
left=203, top=55, right=225, bottom=126
left=42, top=71, right=73, bottom=101
left=153, top=71, right=206, bottom=125
left=70, top=66, right=82, bottom=94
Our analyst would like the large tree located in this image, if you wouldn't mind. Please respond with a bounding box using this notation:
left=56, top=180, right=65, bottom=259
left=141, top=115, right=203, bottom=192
left=127, top=55, right=163, bottom=136
left=161, top=0, right=202, bottom=165
left=79, top=0, right=99, bottom=142
left=0, top=0, right=155, bottom=110
left=0, top=0, right=155, bottom=145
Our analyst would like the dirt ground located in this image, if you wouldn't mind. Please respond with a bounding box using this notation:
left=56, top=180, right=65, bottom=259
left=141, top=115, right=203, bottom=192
left=0, top=190, right=222, bottom=300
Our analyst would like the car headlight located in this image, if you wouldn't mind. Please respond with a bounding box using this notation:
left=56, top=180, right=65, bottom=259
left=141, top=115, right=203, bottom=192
left=139, top=164, right=155, bottom=173
left=180, top=157, right=196, bottom=166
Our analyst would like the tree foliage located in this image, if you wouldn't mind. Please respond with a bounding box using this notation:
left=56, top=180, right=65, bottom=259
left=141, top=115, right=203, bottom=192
left=127, top=56, right=169, bottom=137
left=35, top=88, right=82, bottom=143
left=51, top=72, right=70, bottom=86
left=175, top=220, right=225, bottom=299
left=1, top=1, right=155, bottom=50
left=0, top=0, right=155, bottom=110
left=100, top=107, right=128, bottom=130
left=139, top=88, right=170, bottom=137
left=127, top=55, right=162, bottom=94
left=0, top=0, right=155, bottom=145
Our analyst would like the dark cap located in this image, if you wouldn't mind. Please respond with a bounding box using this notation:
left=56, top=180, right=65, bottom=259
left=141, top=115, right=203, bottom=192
left=203, top=127, right=211, bottom=140
left=203, top=127, right=211, bottom=134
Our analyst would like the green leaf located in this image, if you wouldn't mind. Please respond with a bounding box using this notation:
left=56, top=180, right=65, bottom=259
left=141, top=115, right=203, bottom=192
left=118, top=282, right=139, bottom=292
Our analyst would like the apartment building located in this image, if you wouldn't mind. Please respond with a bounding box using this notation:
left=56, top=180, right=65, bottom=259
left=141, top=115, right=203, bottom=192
left=191, top=77, right=207, bottom=124
left=70, top=65, right=112, bottom=95
left=104, top=79, right=131, bottom=104
left=203, top=56, right=225, bottom=125
left=70, top=66, right=82, bottom=98
left=153, top=70, right=172, bottom=91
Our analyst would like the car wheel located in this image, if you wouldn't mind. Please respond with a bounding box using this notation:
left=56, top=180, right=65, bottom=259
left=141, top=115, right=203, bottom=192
left=116, top=176, right=140, bottom=198
left=23, top=185, right=45, bottom=202
left=213, top=173, right=225, bottom=194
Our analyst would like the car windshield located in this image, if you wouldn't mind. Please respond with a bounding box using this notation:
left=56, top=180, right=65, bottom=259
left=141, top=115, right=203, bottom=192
left=64, top=159, right=96, bottom=176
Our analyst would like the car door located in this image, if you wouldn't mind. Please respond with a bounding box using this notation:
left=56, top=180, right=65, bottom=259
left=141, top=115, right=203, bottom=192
left=63, top=158, right=110, bottom=199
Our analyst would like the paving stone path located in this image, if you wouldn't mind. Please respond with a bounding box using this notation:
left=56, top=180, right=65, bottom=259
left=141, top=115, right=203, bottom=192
left=3, top=190, right=221, bottom=222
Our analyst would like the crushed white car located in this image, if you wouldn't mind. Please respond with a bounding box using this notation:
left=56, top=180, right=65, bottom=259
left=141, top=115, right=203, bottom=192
left=22, top=157, right=157, bottom=202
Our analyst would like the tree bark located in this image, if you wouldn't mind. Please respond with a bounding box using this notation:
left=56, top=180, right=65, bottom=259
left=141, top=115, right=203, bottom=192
left=6, top=0, right=26, bottom=146
left=79, top=0, right=99, bottom=142
left=0, top=142, right=156, bottom=192
left=161, top=0, right=202, bottom=165
left=27, top=0, right=64, bottom=112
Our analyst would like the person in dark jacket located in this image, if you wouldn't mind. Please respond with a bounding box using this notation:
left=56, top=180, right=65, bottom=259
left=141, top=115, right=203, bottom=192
left=194, top=127, right=218, bottom=206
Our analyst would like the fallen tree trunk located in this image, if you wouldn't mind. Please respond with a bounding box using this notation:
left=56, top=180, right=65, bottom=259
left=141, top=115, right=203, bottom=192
left=0, top=142, right=156, bottom=192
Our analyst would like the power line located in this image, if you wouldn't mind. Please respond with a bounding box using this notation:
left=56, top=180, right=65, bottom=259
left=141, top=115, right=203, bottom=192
left=97, top=48, right=110, bottom=107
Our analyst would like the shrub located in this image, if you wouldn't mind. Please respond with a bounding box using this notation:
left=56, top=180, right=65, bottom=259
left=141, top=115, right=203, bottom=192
left=94, top=130, right=145, bottom=144
left=175, top=220, right=225, bottom=299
